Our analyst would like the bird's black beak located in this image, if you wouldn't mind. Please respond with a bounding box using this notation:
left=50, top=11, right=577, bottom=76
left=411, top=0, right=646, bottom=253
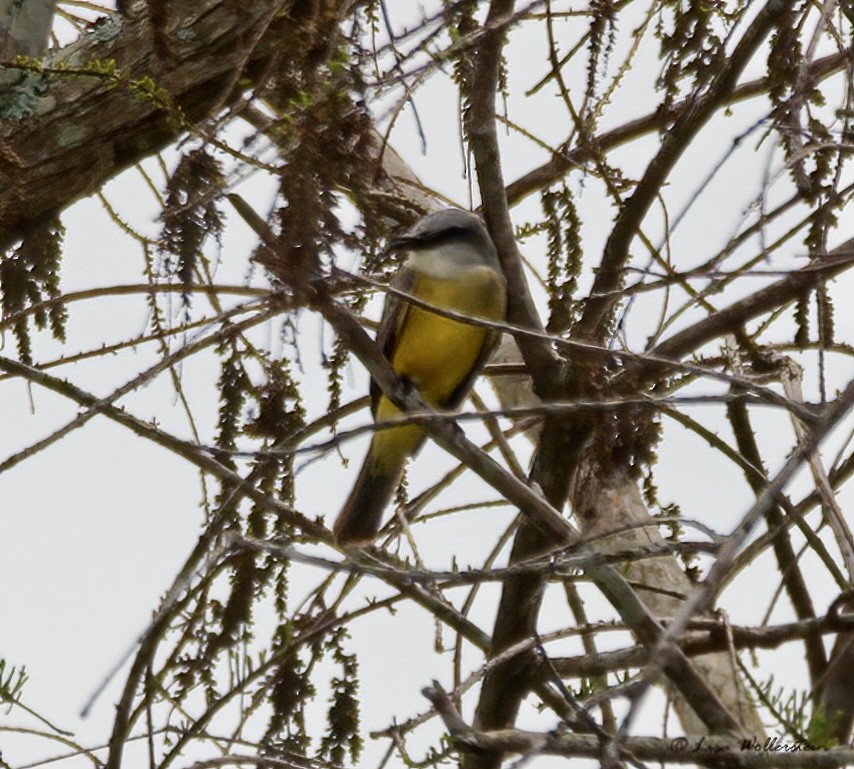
left=388, top=234, right=412, bottom=252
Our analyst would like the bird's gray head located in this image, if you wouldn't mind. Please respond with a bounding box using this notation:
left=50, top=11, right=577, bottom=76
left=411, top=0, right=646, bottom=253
left=389, top=209, right=499, bottom=268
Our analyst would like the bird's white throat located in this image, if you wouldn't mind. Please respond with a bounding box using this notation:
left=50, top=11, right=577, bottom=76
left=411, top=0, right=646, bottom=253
left=405, top=244, right=492, bottom=279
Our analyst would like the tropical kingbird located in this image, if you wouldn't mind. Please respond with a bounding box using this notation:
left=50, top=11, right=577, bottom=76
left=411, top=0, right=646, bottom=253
left=333, top=209, right=507, bottom=545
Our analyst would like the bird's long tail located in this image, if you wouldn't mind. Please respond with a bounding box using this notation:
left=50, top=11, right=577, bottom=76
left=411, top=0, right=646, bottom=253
left=333, top=446, right=406, bottom=546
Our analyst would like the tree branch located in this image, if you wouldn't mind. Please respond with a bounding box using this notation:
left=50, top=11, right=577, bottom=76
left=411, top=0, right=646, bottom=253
left=424, top=681, right=854, bottom=767
left=0, top=0, right=292, bottom=248
left=0, top=0, right=56, bottom=57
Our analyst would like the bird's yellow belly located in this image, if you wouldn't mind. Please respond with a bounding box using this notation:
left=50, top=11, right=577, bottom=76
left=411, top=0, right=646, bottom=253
left=370, top=270, right=504, bottom=471
left=392, top=308, right=487, bottom=404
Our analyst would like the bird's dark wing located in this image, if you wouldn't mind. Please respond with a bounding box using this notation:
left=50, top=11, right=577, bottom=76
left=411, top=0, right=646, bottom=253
left=369, top=267, right=416, bottom=414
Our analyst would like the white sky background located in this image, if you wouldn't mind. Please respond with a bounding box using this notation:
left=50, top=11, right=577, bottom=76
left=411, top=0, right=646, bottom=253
left=2, top=2, right=854, bottom=768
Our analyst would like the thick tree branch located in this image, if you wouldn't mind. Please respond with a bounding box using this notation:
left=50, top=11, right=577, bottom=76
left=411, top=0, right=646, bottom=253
left=467, top=0, right=559, bottom=383
left=0, top=0, right=56, bottom=57
left=0, top=0, right=301, bottom=248
left=425, top=682, right=854, bottom=767
left=464, top=3, right=596, bottom=762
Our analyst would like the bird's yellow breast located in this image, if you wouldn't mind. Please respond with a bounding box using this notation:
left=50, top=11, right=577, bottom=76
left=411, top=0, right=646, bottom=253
left=387, top=266, right=504, bottom=406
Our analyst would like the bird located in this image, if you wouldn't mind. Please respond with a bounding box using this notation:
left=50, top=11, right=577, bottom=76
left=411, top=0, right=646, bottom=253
left=333, top=209, right=508, bottom=546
